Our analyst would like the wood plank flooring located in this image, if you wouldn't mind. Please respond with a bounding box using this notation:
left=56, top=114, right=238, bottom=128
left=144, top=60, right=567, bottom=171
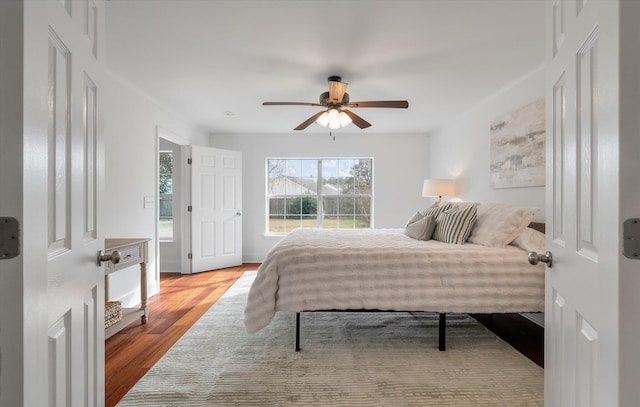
left=105, top=264, right=544, bottom=406
left=105, top=264, right=256, bottom=407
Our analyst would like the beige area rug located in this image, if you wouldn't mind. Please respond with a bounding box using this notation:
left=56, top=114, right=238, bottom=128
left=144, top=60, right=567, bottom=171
left=117, top=271, right=543, bottom=406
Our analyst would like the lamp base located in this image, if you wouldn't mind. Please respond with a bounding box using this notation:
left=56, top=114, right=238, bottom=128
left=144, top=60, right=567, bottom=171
left=430, top=196, right=444, bottom=208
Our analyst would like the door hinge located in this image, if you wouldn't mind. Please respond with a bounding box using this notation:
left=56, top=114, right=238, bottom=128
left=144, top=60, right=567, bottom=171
left=0, top=217, right=20, bottom=259
left=188, top=253, right=192, bottom=260
left=187, top=205, right=192, bottom=212
left=623, top=218, right=640, bottom=260
left=187, top=158, right=192, bottom=164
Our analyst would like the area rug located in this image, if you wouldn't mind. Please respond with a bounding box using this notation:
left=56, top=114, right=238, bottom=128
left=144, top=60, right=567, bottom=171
left=117, top=271, right=543, bottom=406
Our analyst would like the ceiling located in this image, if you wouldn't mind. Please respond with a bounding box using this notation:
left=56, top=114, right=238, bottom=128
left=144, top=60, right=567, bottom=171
left=105, top=0, right=545, bottom=135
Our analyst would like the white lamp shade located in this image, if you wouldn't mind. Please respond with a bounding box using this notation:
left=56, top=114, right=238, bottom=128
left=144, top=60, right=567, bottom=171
left=422, top=179, right=455, bottom=197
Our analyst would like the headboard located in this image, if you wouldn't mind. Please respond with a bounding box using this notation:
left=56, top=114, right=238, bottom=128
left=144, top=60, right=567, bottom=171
left=528, top=222, right=545, bottom=234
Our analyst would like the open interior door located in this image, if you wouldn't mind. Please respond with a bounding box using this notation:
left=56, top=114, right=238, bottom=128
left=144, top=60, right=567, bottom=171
left=544, top=1, right=632, bottom=405
left=0, top=1, right=108, bottom=405
left=188, top=146, right=242, bottom=273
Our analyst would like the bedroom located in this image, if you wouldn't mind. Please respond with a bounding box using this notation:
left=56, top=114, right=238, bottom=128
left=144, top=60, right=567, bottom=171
left=1, top=0, right=639, bottom=406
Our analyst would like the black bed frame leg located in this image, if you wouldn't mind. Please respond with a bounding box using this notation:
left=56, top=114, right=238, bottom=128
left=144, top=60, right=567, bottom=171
left=438, top=313, right=446, bottom=351
left=295, top=312, right=301, bottom=352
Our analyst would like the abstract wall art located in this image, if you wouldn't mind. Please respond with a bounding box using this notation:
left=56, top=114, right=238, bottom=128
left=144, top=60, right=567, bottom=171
left=490, top=98, right=545, bottom=189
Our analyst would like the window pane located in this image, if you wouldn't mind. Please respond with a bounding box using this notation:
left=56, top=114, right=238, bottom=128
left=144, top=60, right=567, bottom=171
left=267, top=159, right=286, bottom=195
left=283, top=160, right=300, bottom=195
left=268, top=197, right=284, bottom=232
left=338, top=197, right=355, bottom=215
left=339, top=159, right=355, bottom=194
left=321, top=196, right=337, bottom=228
left=323, top=196, right=337, bottom=216
left=337, top=216, right=355, bottom=229
left=159, top=152, right=173, bottom=240
left=354, top=215, right=370, bottom=229
left=353, top=159, right=372, bottom=195
left=355, top=197, right=371, bottom=228
left=355, top=196, right=371, bottom=216
left=320, top=159, right=338, bottom=196
left=268, top=159, right=319, bottom=196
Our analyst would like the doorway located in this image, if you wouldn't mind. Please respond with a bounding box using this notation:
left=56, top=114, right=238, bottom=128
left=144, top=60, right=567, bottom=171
left=158, top=134, right=184, bottom=273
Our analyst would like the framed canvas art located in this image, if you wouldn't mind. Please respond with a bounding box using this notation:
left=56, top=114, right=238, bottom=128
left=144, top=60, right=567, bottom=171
left=490, top=98, right=545, bottom=188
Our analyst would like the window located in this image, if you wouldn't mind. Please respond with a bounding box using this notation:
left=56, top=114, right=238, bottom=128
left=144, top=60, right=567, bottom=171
left=159, top=151, right=173, bottom=240
left=267, top=158, right=373, bottom=233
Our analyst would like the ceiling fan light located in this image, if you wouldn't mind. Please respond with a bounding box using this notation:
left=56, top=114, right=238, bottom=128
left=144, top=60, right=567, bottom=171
left=325, top=108, right=342, bottom=129
left=316, top=111, right=330, bottom=127
left=328, top=108, right=340, bottom=122
left=339, top=111, right=352, bottom=127
left=328, top=121, right=341, bottom=130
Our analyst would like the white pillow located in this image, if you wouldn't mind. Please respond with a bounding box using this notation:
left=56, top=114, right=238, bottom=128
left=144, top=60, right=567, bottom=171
left=467, top=203, right=539, bottom=247
left=511, top=227, right=546, bottom=253
left=404, top=212, right=436, bottom=240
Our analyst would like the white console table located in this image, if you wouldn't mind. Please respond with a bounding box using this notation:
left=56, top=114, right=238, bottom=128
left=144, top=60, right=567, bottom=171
left=104, top=238, right=151, bottom=339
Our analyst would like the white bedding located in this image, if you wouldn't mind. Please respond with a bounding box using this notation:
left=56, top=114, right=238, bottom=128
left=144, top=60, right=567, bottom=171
left=244, top=228, right=545, bottom=334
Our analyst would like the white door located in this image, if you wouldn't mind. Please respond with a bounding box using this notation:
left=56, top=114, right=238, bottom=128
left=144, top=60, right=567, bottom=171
left=189, top=146, right=242, bottom=273
left=0, top=1, right=106, bottom=406
left=544, top=1, right=640, bottom=405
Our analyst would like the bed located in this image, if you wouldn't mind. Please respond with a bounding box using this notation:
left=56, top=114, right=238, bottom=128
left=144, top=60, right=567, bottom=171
left=244, top=203, right=545, bottom=351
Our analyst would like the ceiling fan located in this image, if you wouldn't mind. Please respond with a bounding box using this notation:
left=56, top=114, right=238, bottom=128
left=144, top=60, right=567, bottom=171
left=262, top=76, right=409, bottom=131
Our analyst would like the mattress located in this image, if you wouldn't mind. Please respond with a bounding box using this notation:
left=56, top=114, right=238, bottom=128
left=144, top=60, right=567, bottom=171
left=244, top=228, right=545, bottom=334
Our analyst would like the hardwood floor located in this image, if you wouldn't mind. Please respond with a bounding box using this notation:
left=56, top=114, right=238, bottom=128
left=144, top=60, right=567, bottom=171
left=105, top=264, right=544, bottom=406
left=104, top=264, right=256, bottom=407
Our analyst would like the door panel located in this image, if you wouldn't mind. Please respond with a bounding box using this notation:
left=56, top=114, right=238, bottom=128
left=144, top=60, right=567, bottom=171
left=545, top=0, right=619, bottom=405
left=22, top=1, right=107, bottom=405
left=190, top=146, right=242, bottom=273
left=48, top=27, right=72, bottom=256
left=84, top=74, right=98, bottom=241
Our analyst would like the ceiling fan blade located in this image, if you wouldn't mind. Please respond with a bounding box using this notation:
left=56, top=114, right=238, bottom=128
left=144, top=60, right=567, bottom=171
left=263, top=102, right=324, bottom=107
left=345, top=100, right=409, bottom=108
left=294, top=111, right=326, bottom=131
left=343, top=110, right=372, bottom=129
left=328, top=80, right=348, bottom=104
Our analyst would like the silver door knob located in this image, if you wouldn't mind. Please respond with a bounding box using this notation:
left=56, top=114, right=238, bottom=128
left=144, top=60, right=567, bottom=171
left=528, top=251, right=552, bottom=267
left=236, top=212, right=242, bottom=216
left=97, top=250, right=121, bottom=266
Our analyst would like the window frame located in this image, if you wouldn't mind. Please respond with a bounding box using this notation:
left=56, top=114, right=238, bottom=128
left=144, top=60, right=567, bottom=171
left=265, top=157, right=374, bottom=235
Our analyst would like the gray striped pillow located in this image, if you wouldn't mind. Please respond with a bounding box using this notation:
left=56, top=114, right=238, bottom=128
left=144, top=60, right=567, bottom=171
left=433, top=204, right=478, bottom=244
left=420, top=202, right=451, bottom=218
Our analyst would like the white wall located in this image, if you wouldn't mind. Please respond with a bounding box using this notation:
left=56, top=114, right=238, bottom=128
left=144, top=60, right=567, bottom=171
left=211, top=132, right=430, bottom=262
left=104, top=74, right=209, bottom=305
left=428, top=67, right=546, bottom=221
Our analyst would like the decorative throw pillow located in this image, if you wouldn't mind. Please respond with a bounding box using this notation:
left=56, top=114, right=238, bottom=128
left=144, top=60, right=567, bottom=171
left=405, top=211, right=423, bottom=226
left=433, top=205, right=478, bottom=245
left=467, top=203, right=540, bottom=247
left=404, top=212, right=436, bottom=240
left=420, top=202, right=451, bottom=218
left=511, top=227, right=546, bottom=253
